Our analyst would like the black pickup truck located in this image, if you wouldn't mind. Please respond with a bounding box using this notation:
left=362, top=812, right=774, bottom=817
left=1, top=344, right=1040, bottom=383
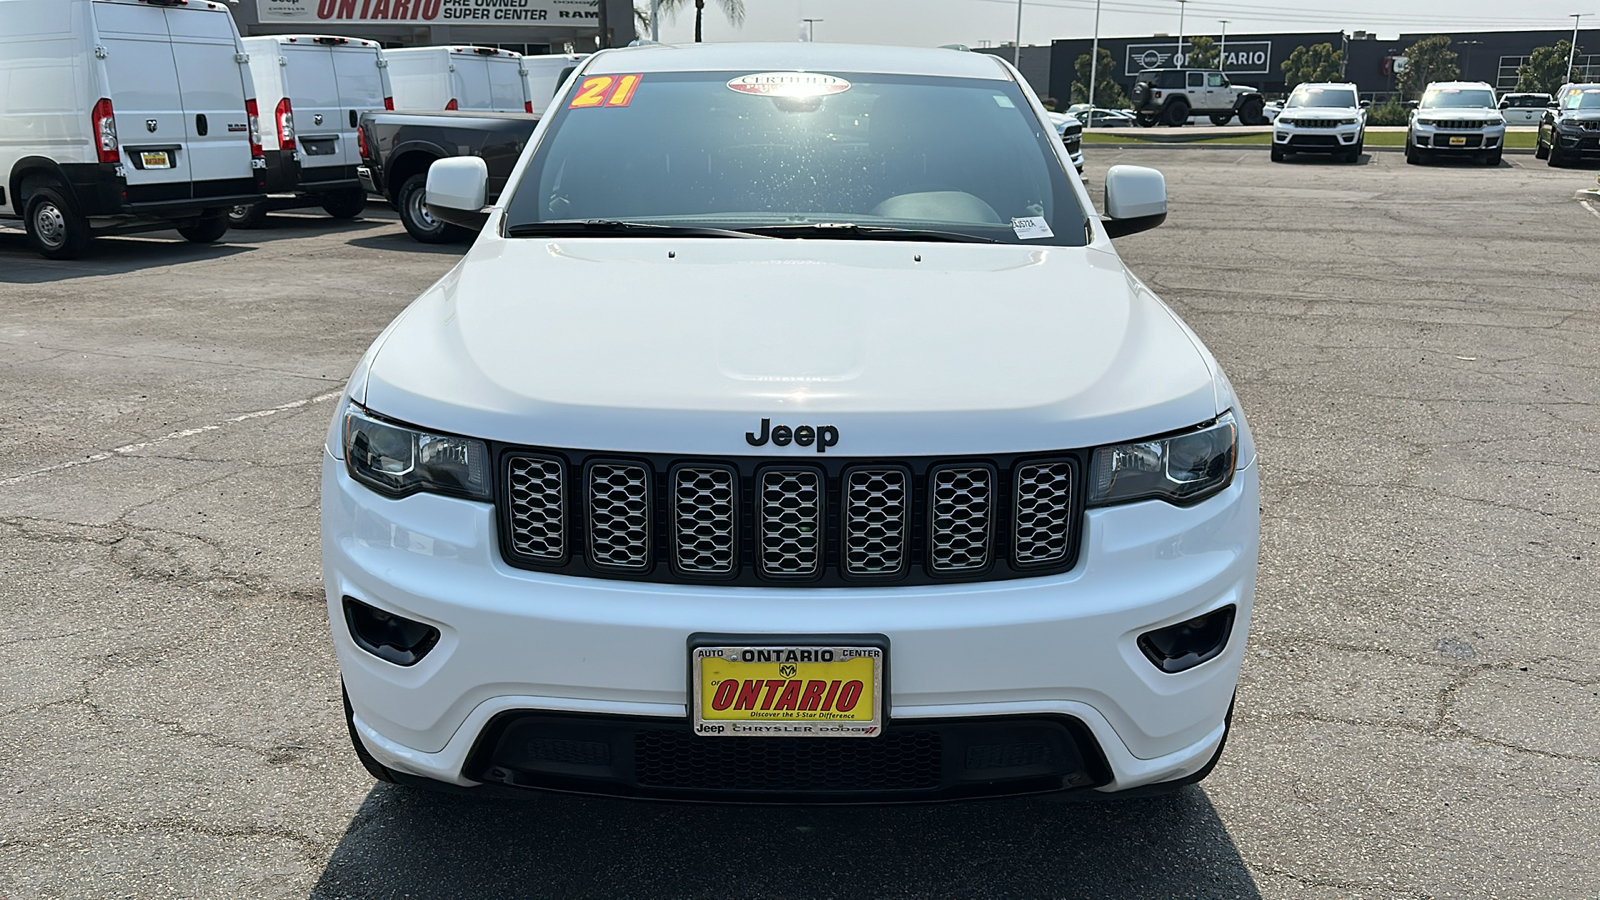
left=357, top=110, right=540, bottom=243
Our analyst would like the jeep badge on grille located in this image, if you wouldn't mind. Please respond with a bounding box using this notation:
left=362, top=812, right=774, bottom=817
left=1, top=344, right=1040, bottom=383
left=745, top=418, right=839, bottom=453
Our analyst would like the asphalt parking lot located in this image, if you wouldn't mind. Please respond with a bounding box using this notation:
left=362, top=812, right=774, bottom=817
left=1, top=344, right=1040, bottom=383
left=2, top=149, right=1598, bottom=900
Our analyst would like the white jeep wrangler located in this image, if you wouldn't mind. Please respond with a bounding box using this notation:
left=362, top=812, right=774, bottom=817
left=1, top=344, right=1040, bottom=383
left=1129, top=68, right=1267, bottom=128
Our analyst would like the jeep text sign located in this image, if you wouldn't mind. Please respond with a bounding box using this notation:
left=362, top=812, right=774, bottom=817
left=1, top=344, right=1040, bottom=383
left=256, top=0, right=599, bottom=25
left=1125, top=41, right=1273, bottom=76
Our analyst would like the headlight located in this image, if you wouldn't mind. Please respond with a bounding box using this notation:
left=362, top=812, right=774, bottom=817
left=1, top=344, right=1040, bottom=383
left=1338, top=117, right=1359, bottom=126
left=1278, top=117, right=1297, bottom=126
left=1089, top=412, right=1237, bottom=507
left=344, top=404, right=491, bottom=500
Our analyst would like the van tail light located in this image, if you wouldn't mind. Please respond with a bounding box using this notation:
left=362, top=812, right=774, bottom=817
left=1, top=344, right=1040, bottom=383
left=245, top=98, right=264, bottom=158
left=357, top=124, right=369, bottom=160
left=525, top=101, right=534, bottom=114
left=383, top=96, right=395, bottom=111
left=91, top=97, right=119, bottom=164
left=445, top=98, right=459, bottom=111
left=275, top=97, right=296, bottom=152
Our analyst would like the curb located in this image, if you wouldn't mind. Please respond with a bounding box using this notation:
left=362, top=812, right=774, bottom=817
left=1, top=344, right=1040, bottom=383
left=1576, top=189, right=1600, bottom=200
left=1081, top=141, right=1537, bottom=155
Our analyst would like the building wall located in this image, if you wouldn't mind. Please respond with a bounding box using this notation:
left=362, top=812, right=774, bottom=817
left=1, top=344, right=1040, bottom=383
left=974, top=46, right=1053, bottom=103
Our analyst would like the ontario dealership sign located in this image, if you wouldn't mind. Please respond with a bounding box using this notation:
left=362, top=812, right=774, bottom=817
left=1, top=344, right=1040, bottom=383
left=1124, top=41, right=1273, bottom=75
left=256, top=0, right=599, bottom=25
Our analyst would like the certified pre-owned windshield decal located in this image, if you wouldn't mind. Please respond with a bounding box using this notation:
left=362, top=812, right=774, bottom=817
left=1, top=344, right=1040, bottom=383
left=727, top=72, right=851, bottom=98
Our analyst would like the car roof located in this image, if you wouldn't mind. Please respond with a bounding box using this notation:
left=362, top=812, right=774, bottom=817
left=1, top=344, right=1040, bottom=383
left=586, top=42, right=1013, bottom=81
left=1291, top=82, right=1358, bottom=90
left=1424, top=81, right=1494, bottom=90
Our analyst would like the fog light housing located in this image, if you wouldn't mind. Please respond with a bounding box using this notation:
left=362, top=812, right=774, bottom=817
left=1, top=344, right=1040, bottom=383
left=1138, top=605, right=1236, bottom=674
left=343, top=596, right=440, bottom=666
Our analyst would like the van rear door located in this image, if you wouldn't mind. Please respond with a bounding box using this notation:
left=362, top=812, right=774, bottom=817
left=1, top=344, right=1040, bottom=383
left=91, top=0, right=193, bottom=187
left=487, top=55, right=528, bottom=112
left=280, top=41, right=342, bottom=174
left=164, top=3, right=254, bottom=186
left=329, top=43, right=386, bottom=169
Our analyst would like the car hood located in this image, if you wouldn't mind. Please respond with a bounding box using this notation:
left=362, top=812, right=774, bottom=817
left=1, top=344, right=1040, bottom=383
left=1558, top=111, right=1600, bottom=122
left=1416, top=107, right=1500, bottom=120
left=1279, top=106, right=1360, bottom=118
left=359, top=234, right=1220, bottom=456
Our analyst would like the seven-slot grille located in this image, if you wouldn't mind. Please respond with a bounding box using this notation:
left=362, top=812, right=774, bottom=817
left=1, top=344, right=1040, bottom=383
left=1431, top=119, right=1492, bottom=130
left=499, top=452, right=1082, bottom=585
left=1287, top=118, right=1344, bottom=129
left=1580, top=121, right=1600, bottom=132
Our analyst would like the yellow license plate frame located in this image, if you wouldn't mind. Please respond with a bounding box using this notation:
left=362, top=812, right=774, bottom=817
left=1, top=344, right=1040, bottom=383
left=691, top=637, right=885, bottom=738
left=140, top=151, right=172, bottom=169
left=1448, top=136, right=1467, bottom=146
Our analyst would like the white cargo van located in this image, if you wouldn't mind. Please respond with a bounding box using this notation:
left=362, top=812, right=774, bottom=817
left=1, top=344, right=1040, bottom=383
left=521, top=53, right=585, bottom=110
left=234, top=35, right=391, bottom=227
left=385, top=46, right=532, bottom=113
left=0, top=0, right=266, bottom=259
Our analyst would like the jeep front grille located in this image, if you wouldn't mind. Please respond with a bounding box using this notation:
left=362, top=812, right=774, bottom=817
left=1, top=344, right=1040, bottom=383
left=587, top=462, right=651, bottom=570
left=759, top=468, right=823, bottom=577
left=1431, top=119, right=1491, bottom=130
left=498, top=451, right=1084, bottom=586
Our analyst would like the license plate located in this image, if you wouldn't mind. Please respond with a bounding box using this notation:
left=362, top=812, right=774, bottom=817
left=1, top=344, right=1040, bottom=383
left=140, top=151, right=171, bottom=169
left=691, top=638, right=884, bottom=738
left=1449, top=136, right=1467, bottom=146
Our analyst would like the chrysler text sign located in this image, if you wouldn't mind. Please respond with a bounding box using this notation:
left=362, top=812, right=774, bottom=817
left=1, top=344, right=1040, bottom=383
left=1124, top=41, right=1273, bottom=76
left=257, top=0, right=598, bottom=25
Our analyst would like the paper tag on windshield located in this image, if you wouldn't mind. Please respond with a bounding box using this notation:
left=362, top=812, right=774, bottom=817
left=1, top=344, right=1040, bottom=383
left=1012, top=216, right=1054, bottom=240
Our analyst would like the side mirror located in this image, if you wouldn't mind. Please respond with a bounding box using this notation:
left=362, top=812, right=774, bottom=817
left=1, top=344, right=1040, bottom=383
left=1102, top=165, right=1166, bottom=239
left=1498, top=100, right=1509, bottom=109
left=424, top=156, right=490, bottom=231
left=1360, top=99, right=1371, bottom=108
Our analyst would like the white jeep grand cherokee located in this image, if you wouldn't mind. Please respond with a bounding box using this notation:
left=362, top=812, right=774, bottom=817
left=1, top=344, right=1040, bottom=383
left=322, top=42, right=1260, bottom=804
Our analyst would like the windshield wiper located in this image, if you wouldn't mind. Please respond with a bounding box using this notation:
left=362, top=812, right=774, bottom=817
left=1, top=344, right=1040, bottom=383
left=736, top=223, right=1004, bottom=243
left=506, top=220, right=771, bottom=239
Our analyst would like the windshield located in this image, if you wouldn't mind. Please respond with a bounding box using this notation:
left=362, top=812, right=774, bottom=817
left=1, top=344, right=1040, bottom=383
left=505, top=70, right=1087, bottom=246
left=1285, top=87, right=1357, bottom=109
left=1420, top=88, right=1495, bottom=109
left=1503, top=94, right=1548, bottom=107
left=1563, top=88, right=1600, bottom=110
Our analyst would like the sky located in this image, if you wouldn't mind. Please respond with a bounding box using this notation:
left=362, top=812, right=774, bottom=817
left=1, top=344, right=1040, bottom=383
left=642, top=0, right=1595, bottom=48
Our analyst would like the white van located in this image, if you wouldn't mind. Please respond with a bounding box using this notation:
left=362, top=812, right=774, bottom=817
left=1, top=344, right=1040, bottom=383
left=521, top=53, right=585, bottom=111
left=0, top=0, right=266, bottom=259
left=234, top=35, right=391, bottom=227
left=384, top=46, right=532, bottom=114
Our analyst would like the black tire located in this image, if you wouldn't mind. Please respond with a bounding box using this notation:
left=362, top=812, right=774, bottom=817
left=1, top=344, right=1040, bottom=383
left=1534, top=138, right=1550, bottom=160
left=227, top=202, right=268, bottom=229
left=1405, top=141, right=1422, bottom=165
left=1209, top=113, right=1233, bottom=126
left=319, top=187, right=367, bottom=219
left=1485, top=148, right=1503, bottom=167
left=1162, top=99, right=1190, bottom=127
left=176, top=210, right=228, bottom=244
left=343, top=685, right=398, bottom=784
left=1134, top=113, right=1159, bottom=128
left=398, top=172, right=468, bottom=244
left=1547, top=144, right=1566, bottom=167
left=24, top=186, right=92, bottom=260
left=1237, top=96, right=1266, bottom=126
left=1345, top=140, right=1364, bottom=163
left=1269, top=144, right=1285, bottom=162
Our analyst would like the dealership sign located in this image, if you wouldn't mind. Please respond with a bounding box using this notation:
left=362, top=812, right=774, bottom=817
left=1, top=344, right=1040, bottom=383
left=257, top=0, right=599, bottom=25
left=1124, top=41, right=1273, bottom=75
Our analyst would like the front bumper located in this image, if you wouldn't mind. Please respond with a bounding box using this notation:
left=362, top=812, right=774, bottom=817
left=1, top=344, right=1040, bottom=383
left=323, top=450, right=1259, bottom=799
left=1552, top=127, right=1600, bottom=158
left=1272, top=123, right=1362, bottom=152
left=1410, top=124, right=1505, bottom=151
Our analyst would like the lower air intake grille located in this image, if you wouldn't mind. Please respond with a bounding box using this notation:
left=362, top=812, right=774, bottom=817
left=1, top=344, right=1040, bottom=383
left=634, top=729, right=942, bottom=792
left=929, top=466, right=993, bottom=573
left=758, top=468, right=823, bottom=577
left=587, top=463, right=650, bottom=569
left=843, top=467, right=908, bottom=576
left=1013, top=461, right=1074, bottom=566
left=505, top=455, right=565, bottom=561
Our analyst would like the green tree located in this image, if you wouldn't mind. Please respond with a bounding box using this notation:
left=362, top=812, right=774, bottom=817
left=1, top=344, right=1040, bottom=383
left=655, top=0, right=745, bottom=43
left=1071, top=48, right=1129, bottom=108
left=1185, top=35, right=1218, bottom=70
left=1398, top=35, right=1459, bottom=98
left=1280, top=43, right=1344, bottom=90
left=1517, top=41, right=1572, bottom=94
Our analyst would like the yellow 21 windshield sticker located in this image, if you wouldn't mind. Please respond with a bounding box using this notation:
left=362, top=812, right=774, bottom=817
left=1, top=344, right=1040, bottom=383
left=568, top=74, right=642, bottom=109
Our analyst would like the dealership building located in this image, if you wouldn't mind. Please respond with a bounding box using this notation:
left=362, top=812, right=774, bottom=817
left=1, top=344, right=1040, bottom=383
left=983, top=27, right=1599, bottom=103
left=231, top=0, right=636, bottom=54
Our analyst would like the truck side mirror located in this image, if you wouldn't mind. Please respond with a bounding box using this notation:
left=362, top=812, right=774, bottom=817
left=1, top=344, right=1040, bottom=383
left=1360, top=99, right=1371, bottom=108
left=1404, top=100, right=1418, bottom=109
left=425, top=156, right=490, bottom=231
left=1498, top=100, right=1509, bottom=109
left=1102, top=165, right=1166, bottom=239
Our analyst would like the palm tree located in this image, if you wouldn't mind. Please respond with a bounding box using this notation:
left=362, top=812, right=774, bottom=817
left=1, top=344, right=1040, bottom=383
left=655, top=0, right=746, bottom=43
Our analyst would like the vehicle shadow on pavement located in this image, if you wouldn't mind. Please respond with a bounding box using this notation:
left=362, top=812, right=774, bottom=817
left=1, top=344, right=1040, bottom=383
left=344, top=233, right=472, bottom=255
left=308, top=782, right=1261, bottom=899
left=0, top=235, right=251, bottom=284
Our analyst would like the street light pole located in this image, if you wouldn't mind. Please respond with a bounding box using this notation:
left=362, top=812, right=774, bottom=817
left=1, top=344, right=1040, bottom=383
left=1570, top=14, right=1586, bottom=82
left=1176, top=0, right=1187, bottom=64
left=1014, top=0, right=1024, bottom=67
left=1218, top=19, right=1228, bottom=72
left=1087, top=0, right=1103, bottom=132
left=801, top=18, right=823, bottom=42
left=650, top=0, right=660, bottom=41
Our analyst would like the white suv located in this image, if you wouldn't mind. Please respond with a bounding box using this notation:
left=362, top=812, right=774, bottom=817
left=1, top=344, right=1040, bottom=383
left=323, top=42, right=1259, bottom=804
left=1406, top=81, right=1507, bottom=166
left=1271, top=82, right=1366, bottom=163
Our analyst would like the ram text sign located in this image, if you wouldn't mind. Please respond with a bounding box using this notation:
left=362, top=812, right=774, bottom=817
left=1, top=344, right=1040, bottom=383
left=1124, top=41, right=1273, bottom=76
left=256, top=0, right=599, bottom=26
